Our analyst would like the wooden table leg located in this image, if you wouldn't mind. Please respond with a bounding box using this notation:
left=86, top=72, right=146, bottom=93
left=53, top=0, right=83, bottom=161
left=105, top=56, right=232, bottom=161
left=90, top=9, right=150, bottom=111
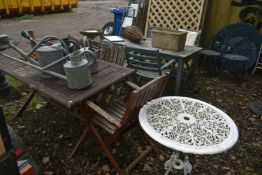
left=126, top=146, right=152, bottom=172
left=91, top=120, right=138, bottom=154
left=13, top=90, right=35, bottom=119
left=69, top=126, right=90, bottom=159
left=69, top=103, right=94, bottom=158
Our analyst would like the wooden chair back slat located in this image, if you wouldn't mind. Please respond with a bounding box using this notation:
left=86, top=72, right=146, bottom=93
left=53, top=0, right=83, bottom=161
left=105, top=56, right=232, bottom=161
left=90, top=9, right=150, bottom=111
left=121, top=74, right=169, bottom=125
left=116, top=46, right=125, bottom=65
left=99, top=44, right=125, bottom=65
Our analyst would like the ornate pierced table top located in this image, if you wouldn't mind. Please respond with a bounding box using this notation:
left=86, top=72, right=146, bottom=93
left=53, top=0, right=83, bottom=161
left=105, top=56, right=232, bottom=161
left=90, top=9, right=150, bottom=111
left=139, top=97, right=239, bottom=155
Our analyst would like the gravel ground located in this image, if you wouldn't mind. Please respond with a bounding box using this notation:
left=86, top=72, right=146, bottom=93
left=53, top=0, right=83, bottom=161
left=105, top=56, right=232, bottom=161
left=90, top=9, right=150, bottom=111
left=1, top=1, right=262, bottom=174
left=0, top=0, right=128, bottom=50
left=2, top=68, right=262, bottom=175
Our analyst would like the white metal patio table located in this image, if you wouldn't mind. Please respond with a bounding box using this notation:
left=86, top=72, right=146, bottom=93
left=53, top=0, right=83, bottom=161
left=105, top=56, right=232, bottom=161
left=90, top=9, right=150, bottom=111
left=139, top=96, right=239, bottom=175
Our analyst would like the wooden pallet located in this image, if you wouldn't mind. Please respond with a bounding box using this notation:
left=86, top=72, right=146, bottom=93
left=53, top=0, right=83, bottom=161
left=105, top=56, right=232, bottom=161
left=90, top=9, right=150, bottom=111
left=145, top=0, right=207, bottom=35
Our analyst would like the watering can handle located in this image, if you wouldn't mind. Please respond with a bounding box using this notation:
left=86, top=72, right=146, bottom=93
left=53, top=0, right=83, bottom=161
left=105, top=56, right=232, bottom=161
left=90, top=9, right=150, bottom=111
left=80, top=50, right=96, bottom=67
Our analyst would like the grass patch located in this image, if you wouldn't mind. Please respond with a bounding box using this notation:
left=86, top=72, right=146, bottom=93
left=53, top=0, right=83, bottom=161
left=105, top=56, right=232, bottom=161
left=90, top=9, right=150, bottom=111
left=28, top=96, right=45, bottom=109
left=6, top=76, right=23, bottom=89
left=12, top=14, right=34, bottom=20
left=1, top=10, right=75, bottom=22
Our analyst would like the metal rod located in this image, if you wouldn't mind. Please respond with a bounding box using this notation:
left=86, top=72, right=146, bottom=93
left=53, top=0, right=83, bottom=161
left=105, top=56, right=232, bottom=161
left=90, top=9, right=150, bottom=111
left=0, top=53, right=66, bottom=80
left=42, top=55, right=69, bottom=70
left=8, top=43, right=39, bottom=65
left=8, top=43, right=27, bottom=59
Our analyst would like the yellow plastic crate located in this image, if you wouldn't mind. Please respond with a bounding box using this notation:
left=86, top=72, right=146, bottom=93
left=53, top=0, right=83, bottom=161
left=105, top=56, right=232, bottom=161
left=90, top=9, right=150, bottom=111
left=0, top=0, right=78, bottom=15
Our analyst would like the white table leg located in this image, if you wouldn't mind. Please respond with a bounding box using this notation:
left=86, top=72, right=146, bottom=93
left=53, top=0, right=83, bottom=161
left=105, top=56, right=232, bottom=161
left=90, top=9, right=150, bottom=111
left=183, top=155, right=192, bottom=175
left=164, top=152, right=192, bottom=175
left=164, top=152, right=183, bottom=175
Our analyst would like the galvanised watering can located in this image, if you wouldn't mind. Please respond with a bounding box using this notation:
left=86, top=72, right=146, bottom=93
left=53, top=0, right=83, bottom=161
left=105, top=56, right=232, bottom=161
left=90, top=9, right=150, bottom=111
left=0, top=34, right=96, bottom=90
left=63, top=50, right=96, bottom=89
left=35, top=45, right=65, bottom=75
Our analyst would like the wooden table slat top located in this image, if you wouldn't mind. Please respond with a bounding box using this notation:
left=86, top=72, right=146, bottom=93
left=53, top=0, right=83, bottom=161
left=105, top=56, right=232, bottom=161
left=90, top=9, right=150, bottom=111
left=0, top=55, right=134, bottom=108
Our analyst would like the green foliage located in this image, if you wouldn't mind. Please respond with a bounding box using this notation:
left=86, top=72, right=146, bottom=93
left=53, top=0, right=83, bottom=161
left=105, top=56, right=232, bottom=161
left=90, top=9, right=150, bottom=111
left=28, top=96, right=45, bottom=109
left=0, top=76, right=45, bottom=122
left=13, top=14, right=34, bottom=20
left=6, top=76, right=23, bottom=89
left=250, top=173, right=258, bottom=175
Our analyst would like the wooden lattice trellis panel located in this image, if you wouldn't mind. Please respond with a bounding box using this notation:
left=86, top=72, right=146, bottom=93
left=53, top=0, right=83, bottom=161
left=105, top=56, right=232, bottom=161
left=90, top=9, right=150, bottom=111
left=145, top=0, right=207, bottom=34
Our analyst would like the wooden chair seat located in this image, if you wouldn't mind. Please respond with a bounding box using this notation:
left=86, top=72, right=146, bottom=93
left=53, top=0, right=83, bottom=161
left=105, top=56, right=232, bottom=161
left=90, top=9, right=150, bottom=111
left=92, top=100, right=127, bottom=134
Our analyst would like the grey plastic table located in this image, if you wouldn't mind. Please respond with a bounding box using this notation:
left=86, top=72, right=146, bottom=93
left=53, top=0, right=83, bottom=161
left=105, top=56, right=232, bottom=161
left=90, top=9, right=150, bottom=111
left=116, top=38, right=202, bottom=95
left=139, top=96, right=239, bottom=175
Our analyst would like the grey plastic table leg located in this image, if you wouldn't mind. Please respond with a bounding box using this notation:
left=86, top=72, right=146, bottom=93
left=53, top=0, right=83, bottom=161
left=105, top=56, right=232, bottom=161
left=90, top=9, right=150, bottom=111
left=187, top=53, right=199, bottom=88
left=175, top=58, right=184, bottom=95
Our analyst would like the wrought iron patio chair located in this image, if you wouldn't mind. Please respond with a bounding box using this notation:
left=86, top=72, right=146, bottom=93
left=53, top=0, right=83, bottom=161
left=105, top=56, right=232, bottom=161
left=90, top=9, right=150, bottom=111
left=71, top=74, right=169, bottom=175
left=212, top=23, right=262, bottom=74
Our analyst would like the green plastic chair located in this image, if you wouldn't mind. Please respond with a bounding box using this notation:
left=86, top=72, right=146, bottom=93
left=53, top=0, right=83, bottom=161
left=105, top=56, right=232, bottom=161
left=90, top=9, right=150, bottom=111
left=125, top=46, right=175, bottom=79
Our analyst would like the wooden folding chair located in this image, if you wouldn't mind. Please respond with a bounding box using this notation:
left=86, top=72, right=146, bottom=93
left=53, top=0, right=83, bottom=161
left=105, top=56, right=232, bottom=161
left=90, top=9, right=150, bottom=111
left=96, top=43, right=127, bottom=97
left=72, top=74, right=169, bottom=175
left=99, top=43, right=126, bottom=66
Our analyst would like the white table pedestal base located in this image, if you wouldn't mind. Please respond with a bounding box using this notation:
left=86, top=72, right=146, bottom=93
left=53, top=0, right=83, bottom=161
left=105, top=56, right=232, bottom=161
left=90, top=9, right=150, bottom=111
left=164, top=152, right=192, bottom=175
